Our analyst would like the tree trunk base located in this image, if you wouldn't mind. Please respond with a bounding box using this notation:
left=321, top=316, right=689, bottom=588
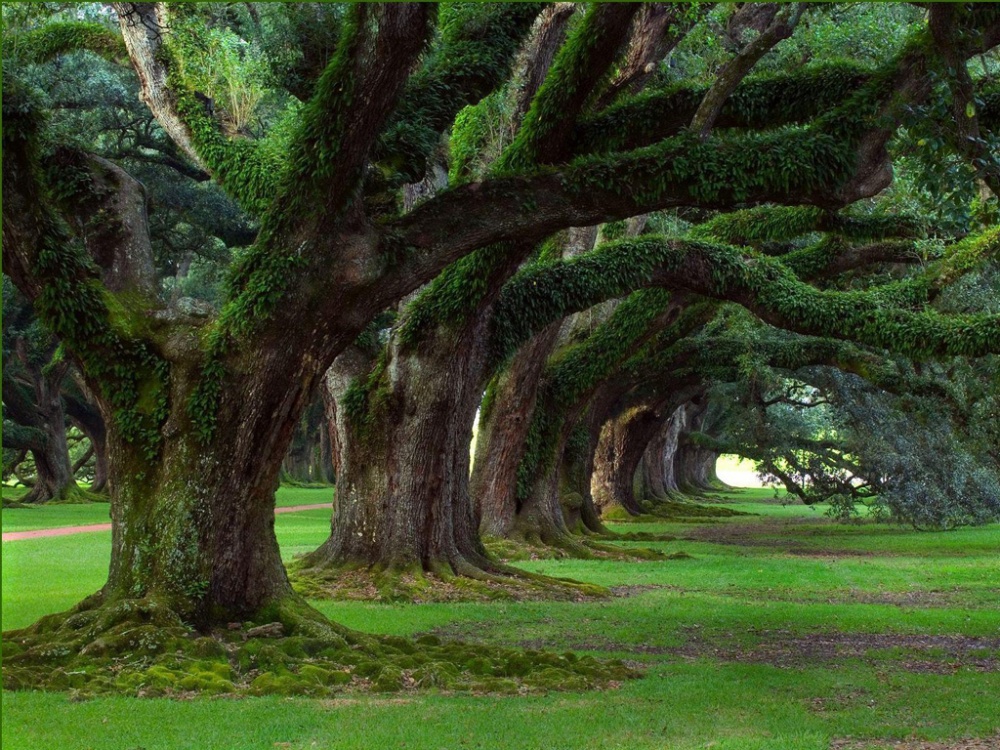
left=640, top=496, right=752, bottom=521
left=18, top=481, right=106, bottom=505
left=288, top=557, right=610, bottom=603
left=491, top=528, right=668, bottom=562
left=2, top=589, right=637, bottom=696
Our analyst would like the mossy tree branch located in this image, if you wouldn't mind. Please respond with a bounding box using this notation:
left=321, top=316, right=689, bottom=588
left=375, top=3, right=545, bottom=183
left=487, top=224, right=931, bottom=368
left=2, top=83, right=170, bottom=460
left=496, top=3, right=640, bottom=172
left=9, top=21, right=127, bottom=65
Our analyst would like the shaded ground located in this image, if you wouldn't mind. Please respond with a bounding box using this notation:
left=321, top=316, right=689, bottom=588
left=1, top=503, right=332, bottom=542
left=830, top=736, right=1000, bottom=750
left=674, top=628, right=1000, bottom=674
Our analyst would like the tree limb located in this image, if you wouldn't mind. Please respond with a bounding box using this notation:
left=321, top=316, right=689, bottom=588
left=691, top=3, right=804, bottom=138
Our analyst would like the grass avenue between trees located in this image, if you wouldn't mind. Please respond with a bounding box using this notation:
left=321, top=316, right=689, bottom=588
left=2, top=486, right=997, bottom=750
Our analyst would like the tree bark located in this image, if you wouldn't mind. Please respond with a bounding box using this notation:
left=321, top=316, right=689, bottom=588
left=21, top=414, right=75, bottom=505
left=640, top=404, right=687, bottom=501
left=302, top=319, right=497, bottom=577
left=673, top=405, right=723, bottom=493
left=3, top=342, right=78, bottom=504
left=591, top=405, right=665, bottom=517
left=473, top=322, right=563, bottom=538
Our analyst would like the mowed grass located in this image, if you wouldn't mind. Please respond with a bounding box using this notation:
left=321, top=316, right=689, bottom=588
left=0, top=485, right=332, bottom=533
left=2, top=490, right=999, bottom=750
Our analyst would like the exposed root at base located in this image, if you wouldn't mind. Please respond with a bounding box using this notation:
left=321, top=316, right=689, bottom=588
left=288, top=561, right=610, bottom=603
left=2, top=592, right=638, bottom=698
left=2, top=484, right=108, bottom=507
left=602, top=498, right=754, bottom=524
left=484, top=533, right=668, bottom=563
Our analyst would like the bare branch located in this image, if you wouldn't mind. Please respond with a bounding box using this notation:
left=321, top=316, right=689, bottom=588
left=691, top=4, right=804, bottom=138
left=596, top=3, right=713, bottom=109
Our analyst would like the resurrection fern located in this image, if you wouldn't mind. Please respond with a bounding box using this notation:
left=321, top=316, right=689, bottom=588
left=377, top=3, right=543, bottom=183
left=576, top=60, right=875, bottom=154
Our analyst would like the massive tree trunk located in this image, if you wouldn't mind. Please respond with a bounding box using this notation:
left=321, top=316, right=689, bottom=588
left=512, top=387, right=605, bottom=549
left=301, top=314, right=500, bottom=581
left=473, top=322, right=562, bottom=538
left=591, top=405, right=666, bottom=518
left=556, top=402, right=610, bottom=535
left=639, top=405, right=687, bottom=502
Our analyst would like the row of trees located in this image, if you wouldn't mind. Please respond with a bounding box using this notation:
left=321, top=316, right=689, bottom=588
left=3, top=2, right=999, bottom=690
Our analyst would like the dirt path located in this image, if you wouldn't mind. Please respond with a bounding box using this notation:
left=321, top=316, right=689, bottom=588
left=1, top=503, right=332, bottom=542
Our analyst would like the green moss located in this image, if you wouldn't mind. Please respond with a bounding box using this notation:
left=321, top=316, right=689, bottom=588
left=379, top=3, right=544, bottom=183
left=298, top=664, right=351, bottom=687
left=576, top=60, right=875, bottom=154
left=250, top=671, right=314, bottom=696
left=372, top=665, right=406, bottom=692
left=692, top=206, right=923, bottom=247
left=524, top=667, right=589, bottom=691
left=497, top=4, right=635, bottom=172
left=411, top=661, right=458, bottom=688
left=13, top=21, right=126, bottom=65
left=3, top=87, right=171, bottom=462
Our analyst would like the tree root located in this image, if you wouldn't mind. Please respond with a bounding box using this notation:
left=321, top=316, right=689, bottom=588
left=601, top=497, right=754, bottom=524
left=16, top=482, right=108, bottom=506
left=2, top=591, right=638, bottom=697
left=486, top=532, right=668, bottom=562
left=287, top=558, right=610, bottom=603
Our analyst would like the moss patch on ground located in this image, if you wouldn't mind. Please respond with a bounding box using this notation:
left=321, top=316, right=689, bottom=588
left=288, top=562, right=611, bottom=604
left=602, top=497, right=754, bottom=524
left=2, top=594, right=637, bottom=698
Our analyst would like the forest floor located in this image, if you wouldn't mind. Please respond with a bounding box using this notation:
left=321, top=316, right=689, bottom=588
left=2, top=486, right=998, bottom=750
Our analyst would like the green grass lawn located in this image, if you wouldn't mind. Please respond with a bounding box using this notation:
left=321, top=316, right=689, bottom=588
left=3, top=492, right=998, bottom=749
left=1, top=485, right=332, bottom=533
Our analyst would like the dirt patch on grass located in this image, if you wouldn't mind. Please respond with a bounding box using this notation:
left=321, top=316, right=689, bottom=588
left=682, top=517, right=882, bottom=556
left=748, top=587, right=982, bottom=609
left=676, top=628, right=1000, bottom=674
left=514, top=637, right=672, bottom=656
left=608, top=584, right=676, bottom=597
left=830, top=735, right=1000, bottom=750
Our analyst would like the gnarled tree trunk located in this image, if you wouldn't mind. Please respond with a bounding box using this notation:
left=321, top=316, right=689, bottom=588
left=473, top=322, right=562, bottom=538
left=592, top=405, right=665, bottom=518
left=301, top=318, right=497, bottom=579
left=639, top=404, right=687, bottom=502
